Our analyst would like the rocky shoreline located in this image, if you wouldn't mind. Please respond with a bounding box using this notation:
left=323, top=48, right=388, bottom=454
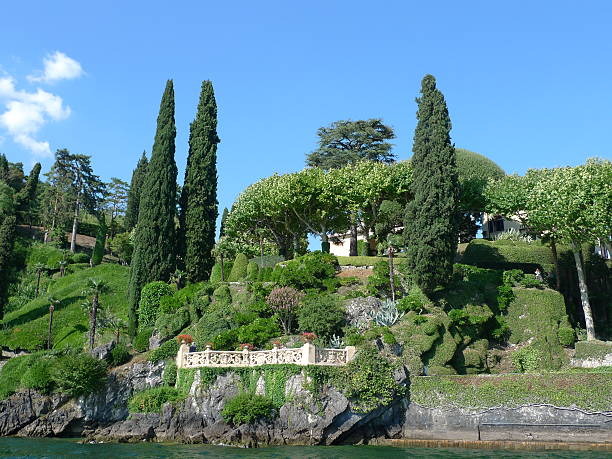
left=0, top=360, right=610, bottom=446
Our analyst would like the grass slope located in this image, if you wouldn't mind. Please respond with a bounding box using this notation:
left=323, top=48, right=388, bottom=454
left=0, top=264, right=129, bottom=351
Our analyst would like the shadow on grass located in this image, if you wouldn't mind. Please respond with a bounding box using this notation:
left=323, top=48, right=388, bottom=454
left=53, top=324, right=88, bottom=348
left=1, top=295, right=86, bottom=330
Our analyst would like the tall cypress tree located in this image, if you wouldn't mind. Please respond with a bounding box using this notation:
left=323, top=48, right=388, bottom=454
left=404, top=75, right=459, bottom=293
left=15, top=162, right=41, bottom=225
left=219, top=207, right=229, bottom=238
left=0, top=215, right=16, bottom=318
left=128, top=80, right=178, bottom=335
left=124, top=151, right=149, bottom=232
left=179, top=80, right=220, bottom=282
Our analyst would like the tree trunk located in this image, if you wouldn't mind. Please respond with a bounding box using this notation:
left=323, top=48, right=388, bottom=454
left=70, top=198, right=79, bottom=253
left=321, top=232, right=330, bottom=253
left=572, top=241, right=595, bottom=340
left=550, top=237, right=561, bottom=290
left=349, top=223, right=358, bottom=257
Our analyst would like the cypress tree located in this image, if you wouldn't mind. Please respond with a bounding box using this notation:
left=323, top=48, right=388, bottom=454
left=15, top=162, right=41, bottom=224
left=128, top=80, right=178, bottom=335
left=124, top=151, right=149, bottom=232
left=404, top=75, right=459, bottom=293
left=0, top=215, right=16, bottom=318
left=179, top=80, right=220, bottom=282
left=219, top=207, right=229, bottom=238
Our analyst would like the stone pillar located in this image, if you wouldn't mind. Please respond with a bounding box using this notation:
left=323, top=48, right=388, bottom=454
left=242, top=347, right=250, bottom=366
left=205, top=345, right=212, bottom=365
left=345, top=346, right=356, bottom=363
left=176, top=343, right=189, bottom=368
left=301, top=342, right=316, bottom=366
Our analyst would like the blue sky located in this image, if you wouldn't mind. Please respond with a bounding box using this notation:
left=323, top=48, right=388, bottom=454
left=1, top=0, right=611, bottom=217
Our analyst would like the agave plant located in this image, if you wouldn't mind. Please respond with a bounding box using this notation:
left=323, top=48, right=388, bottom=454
left=369, top=299, right=404, bottom=327
left=328, top=334, right=344, bottom=349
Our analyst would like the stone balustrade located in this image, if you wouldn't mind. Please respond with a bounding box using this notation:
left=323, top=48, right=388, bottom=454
left=176, top=342, right=356, bottom=369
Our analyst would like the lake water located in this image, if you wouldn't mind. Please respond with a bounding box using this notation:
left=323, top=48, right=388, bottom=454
left=1, top=438, right=611, bottom=459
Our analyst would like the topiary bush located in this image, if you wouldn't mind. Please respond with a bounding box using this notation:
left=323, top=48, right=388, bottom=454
left=51, top=353, right=108, bottom=397
left=275, top=251, right=338, bottom=291
left=155, top=307, right=190, bottom=341
left=138, top=281, right=174, bottom=329
left=557, top=327, right=575, bottom=347
left=149, top=339, right=180, bottom=363
left=134, top=327, right=154, bottom=352
left=297, top=294, right=345, bottom=340
left=246, top=261, right=259, bottom=281
left=212, top=284, right=232, bottom=305
left=222, top=393, right=275, bottom=425
left=511, top=345, right=542, bottom=372
left=163, top=360, right=177, bottom=386
left=70, top=252, right=90, bottom=264
left=193, top=309, right=233, bottom=348
left=228, top=253, right=249, bottom=281
left=128, top=386, right=182, bottom=413
left=107, top=343, right=131, bottom=367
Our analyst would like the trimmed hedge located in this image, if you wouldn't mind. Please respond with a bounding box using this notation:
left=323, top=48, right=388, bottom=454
left=575, top=340, right=612, bottom=360
left=228, top=253, right=249, bottom=281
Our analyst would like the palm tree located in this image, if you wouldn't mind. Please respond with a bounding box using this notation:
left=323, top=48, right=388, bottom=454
left=34, top=263, right=47, bottom=296
left=47, top=297, right=61, bottom=349
left=98, top=311, right=127, bottom=344
left=82, top=278, right=110, bottom=351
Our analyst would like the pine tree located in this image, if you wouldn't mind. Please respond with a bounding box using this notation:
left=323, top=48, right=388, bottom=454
left=124, top=152, right=149, bottom=232
left=0, top=215, right=16, bottom=318
left=404, top=75, right=459, bottom=293
left=179, top=80, right=220, bottom=282
left=219, top=207, right=229, bottom=238
left=15, top=162, right=41, bottom=224
left=128, top=80, right=178, bottom=335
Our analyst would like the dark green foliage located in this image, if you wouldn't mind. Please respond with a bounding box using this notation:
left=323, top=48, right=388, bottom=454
left=575, top=340, right=612, bottom=360
left=246, top=261, right=259, bottom=281
left=0, top=353, right=36, bottom=398
left=228, top=253, right=249, bottom=281
left=0, top=215, right=16, bottom=317
left=275, top=251, right=338, bottom=291
left=15, top=162, right=41, bottom=225
left=91, top=218, right=106, bottom=266
left=397, top=285, right=430, bottom=312
left=107, top=343, right=131, bottom=367
left=51, top=353, right=108, bottom=397
left=557, top=327, right=575, bottom=347
left=357, top=240, right=370, bottom=256
left=375, top=200, right=404, bottom=245
left=306, top=119, right=395, bottom=169
left=134, top=327, right=153, bottom=352
left=138, top=281, right=174, bottom=329
left=222, top=393, right=275, bottom=425
left=520, top=274, right=543, bottom=288
left=159, top=295, right=179, bottom=314
left=212, top=284, right=232, bottom=304
left=496, top=285, right=515, bottom=312
left=22, top=357, right=54, bottom=393
left=149, top=339, right=179, bottom=362
left=297, top=294, right=345, bottom=340
left=258, top=266, right=274, bottom=282
left=367, top=259, right=405, bottom=298
left=128, top=386, right=182, bottom=413
left=179, top=80, right=219, bottom=283
left=214, top=317, right=281, bottom=350
left=193, top=309, right=233, bottom=347
left=219, top=207, right=229, bottom=238
left=155, top=307, right=190, bottom=341
left=124, top=151, right=148, bottom=232
left=336, top=347, right=403, bottom=413
left=163, top=360, right=177, bottom=386
left=404, top=74, right=459, bottom=294
left=128, top=80, right=178, bottom=336
left=511, top=346, right=542, bottom=372
left=455, top=148, right=505, bottom=211
left=70, top=252, right=90, bottom=264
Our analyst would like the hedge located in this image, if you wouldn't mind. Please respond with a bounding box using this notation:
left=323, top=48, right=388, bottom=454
left=575, top=340, right=612, bottom=360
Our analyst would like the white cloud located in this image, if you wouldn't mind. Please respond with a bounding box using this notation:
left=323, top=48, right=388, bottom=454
left=27, top=51, right=83, bottom=84
left=0, top=75, right=72, bottom=158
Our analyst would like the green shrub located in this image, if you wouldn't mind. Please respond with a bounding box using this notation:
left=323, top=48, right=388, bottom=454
left=297, top=294, right=345, bottom=340
left=237, top=318, right=280, bottom=348
left=209, top=263, right=222, bottom=283
left=367, top=259, right=405, bottom=298
left=511, top=346, right=542, bottom=372
left=212, top=285, right=232, bottom=304
left=159, top=295, right=180, bottom=314
left=357, top=240, right=370, bottom=256
left=222, top=393, right=275, bottom=425
left=51, top=353, right=108, bottom=397
left=128, top=386, right=182, bottom=413
left=70, top=252, right=90, bottom=264
left=258, top=266, right=274, bottom=282
left=0, top=354, right=35, bottom=399
left=26, top=243, right=65, bottom=268
left=163, top=360, right=177, bottom=386
left=503, top=269, right=524, bottom=286
left=246, top=261, right=259, bottom=281
left=149, top=339, right=180, bottom=363
left=336, top=347, right=403, bottom=413
left=575, top=340, right=612, bottom=360
left=108, top=343, right=131, bottom=367
left=193, top=309, right=233, bottom=347
left=134, top=327, right=154, bottom=352
left=275, top=251, right=338, bottom=291
left=138, top=281, right=174, bottom=329
left=22, top=358, right=54, bottom=393
left=250, top=254, right=284, bottom=269
left=496, top=285, right=515, bottom=312
left=557, top=327, right=575, bottom=347
left=520, top=274, right=543, bottom=288
left=228, top=253, right=249, bottom=281
left=155, top=307, right=190, bottom=341
left=398, top=285, right=429, bottom=312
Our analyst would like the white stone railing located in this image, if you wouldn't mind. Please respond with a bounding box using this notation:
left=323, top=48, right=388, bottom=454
left=176, top=342, right=356, bottom=369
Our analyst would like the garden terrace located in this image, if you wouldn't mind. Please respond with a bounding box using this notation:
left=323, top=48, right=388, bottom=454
left=176, top=342, right=356, bottom=368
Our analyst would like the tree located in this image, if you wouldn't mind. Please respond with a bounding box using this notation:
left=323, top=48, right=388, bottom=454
left=0, top=215, right=16, bottom=318
left=266, top=286, right=305, bottom=335
left=105, top=177, right=129, bottom=238
left=124, top=152, right=148, bottom=232
left=91, top=216, right=107, bottom=266
left=83, top=279, right=109, bottom=351
left=15, top=162, right=41, bottom=226
left=306, top=119, right=396, bottom=255
left=219, top=207, right=229, bottom=238
left=487, top=159, right=612, bottom=340
left=41, top=153, right=73, bottom=243
left=306, top=119, right=395, bottom=169
left=404, top=75, right=459, bottom=293
left=179, top=80, right=220, bottom=282
left=128, top=80, right=178, bottom=336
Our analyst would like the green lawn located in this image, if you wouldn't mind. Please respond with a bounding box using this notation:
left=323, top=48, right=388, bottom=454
left=0, top=264, right=129, bottom=351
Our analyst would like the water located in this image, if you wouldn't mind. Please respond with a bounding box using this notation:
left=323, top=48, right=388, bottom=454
left=0, top=438, right=611, bottom=459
